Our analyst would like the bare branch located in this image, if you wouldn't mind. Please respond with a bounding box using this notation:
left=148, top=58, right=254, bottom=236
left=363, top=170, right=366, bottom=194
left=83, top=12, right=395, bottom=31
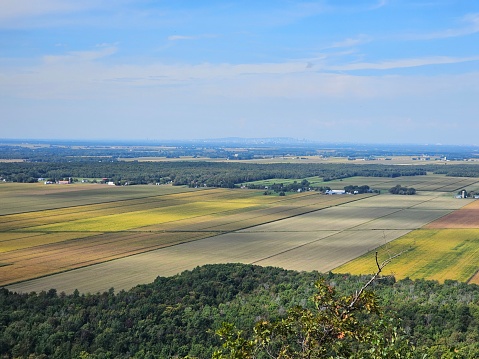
left=348, top=247, right=412, bottom=310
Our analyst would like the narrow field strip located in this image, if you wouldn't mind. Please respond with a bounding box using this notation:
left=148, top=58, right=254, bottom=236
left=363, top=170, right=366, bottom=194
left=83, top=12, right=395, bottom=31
left=0, top=188, right=220, bottom=228
left=0, top=184, right=198, bottom=215
left=0, top=232, right=100, bottom=253
left=254, top=229, right=411, bottom=272
left=21, top=201, right=259, bottom=232
left=0, top=232, right=45, bottom=243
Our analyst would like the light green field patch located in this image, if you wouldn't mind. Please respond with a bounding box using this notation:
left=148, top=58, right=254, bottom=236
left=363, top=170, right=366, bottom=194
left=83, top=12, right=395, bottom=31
left=22, top=200, right=258, bottom=232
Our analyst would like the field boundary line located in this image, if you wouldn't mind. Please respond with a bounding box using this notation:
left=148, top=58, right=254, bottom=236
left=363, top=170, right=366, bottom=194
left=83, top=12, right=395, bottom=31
left=467, top=268, right=479, bottom=284
left=249, top=231, right=341, bottom=265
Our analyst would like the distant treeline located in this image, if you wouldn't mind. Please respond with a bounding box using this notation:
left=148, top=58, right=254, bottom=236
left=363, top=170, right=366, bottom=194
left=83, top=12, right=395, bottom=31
left=1, top=141, right=478, bottom=162
left=1, top=263, right=478, bottom=358
left=2, top=161, right=479, bottom=187
left=1, top=161, right=466, bottom=187
left=389, top=184, right=417, bottom=195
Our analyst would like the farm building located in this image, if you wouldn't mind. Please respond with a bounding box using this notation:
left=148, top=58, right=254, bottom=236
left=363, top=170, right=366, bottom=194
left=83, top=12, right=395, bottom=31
left=325, top=190, right=346, bottom=195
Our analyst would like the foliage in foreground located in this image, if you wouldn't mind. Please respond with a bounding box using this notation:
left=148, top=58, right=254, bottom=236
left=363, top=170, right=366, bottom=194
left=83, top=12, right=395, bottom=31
left=214, top=278, right=413, bottom=359
left=1, top=264, right=479, bottom=358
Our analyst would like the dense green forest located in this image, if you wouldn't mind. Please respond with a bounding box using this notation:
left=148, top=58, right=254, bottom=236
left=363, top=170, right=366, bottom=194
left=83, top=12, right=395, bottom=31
left=1, top=264, right=478, bottom=358
left=5, top=161, right=479, bottom=187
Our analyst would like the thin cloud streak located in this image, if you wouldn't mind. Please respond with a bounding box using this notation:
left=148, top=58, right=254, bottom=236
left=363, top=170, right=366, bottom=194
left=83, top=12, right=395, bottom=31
left=329, top=35, right=372, bottom=49
left=167, top=34, right=218, bottom=41
left=403, top=13, right=479, bottom=40
left=328, top=55, right=479, bottom=71
left=42, top=46, right=117, bottom=64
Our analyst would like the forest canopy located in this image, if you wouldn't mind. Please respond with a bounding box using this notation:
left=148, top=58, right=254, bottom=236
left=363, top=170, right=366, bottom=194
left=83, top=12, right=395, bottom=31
left=1, top=264, right=479, bottom=358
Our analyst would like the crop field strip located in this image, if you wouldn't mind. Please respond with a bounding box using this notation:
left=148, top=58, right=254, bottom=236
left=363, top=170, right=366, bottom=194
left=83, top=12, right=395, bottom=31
left=425, top=199, right=479, bottom=229
left=253, top=229, right=411, bottom=272
left=334, top=197, right=479, bottom=283
left=1, top=188, right=371, bottom=286
left=138, top=194, right=373, bottom=232
left=0, top=183, right=198, bottom=215
left=13, top=191, right=339, bottom=233
left=6, top=190, right=461, bottom=294
left=422, top=199, right=479, bottom=285
left=0, top=187, right=278, bottom=231
left=0, top=232, right=100, bottom=253
left=0, top=231, right=216, bottom=285
left=334, top=229, right=479, bottom=284
left=313, top=175, right=479, bottom=192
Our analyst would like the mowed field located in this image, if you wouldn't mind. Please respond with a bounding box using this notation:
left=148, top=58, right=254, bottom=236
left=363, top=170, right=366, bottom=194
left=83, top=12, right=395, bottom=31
left=5, top=174, right=477, bottom=294
left=0, top=182, right=370, bottom=287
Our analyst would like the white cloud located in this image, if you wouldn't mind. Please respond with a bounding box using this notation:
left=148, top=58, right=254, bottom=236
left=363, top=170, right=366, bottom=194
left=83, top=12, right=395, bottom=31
left=0, top=0, right=95, bottom=20
left=369, top=0, right=388, bottom=10
left=329, top=34, right=372, bottom=48
left=2, top=45, right=479, bottom=106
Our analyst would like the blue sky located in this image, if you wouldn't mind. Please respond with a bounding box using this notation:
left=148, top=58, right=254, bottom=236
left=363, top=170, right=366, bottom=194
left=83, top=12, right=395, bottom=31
left=1, top=0, right=479, bottom=144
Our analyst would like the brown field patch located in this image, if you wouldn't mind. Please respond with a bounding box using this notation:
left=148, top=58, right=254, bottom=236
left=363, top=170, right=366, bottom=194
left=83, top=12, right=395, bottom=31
left=425, top=199, right=479, bottom=228
left=469, top=271, right=479, bottom=285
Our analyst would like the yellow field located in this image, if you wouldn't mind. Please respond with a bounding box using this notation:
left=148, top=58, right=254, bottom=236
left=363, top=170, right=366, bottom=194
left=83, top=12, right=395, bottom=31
left=334, top=229, right=479, bottom=283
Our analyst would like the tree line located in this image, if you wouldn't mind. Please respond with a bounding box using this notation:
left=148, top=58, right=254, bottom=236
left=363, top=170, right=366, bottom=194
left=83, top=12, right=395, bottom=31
left=0, top=161, right=441, bottom=187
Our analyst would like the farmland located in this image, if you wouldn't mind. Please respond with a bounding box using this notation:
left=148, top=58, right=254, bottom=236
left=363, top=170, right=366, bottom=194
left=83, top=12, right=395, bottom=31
left=335, top=229, right=479, bottom=284
left=335, top=195, right=479, bottom=284
left=0, top=182, right=371, bottom=288
left=4, top=173, right=478, bottom=293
